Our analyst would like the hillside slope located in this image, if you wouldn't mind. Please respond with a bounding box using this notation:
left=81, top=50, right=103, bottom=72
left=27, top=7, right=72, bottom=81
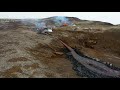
left=0, top=17, right=120, bottom=78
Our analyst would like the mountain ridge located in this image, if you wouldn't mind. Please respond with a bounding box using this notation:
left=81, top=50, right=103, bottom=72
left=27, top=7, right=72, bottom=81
left=0, top=16, right=115, bottom=26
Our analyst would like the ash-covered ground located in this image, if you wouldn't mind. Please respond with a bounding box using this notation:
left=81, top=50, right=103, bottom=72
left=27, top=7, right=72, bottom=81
left=0, top=17, right=120, bottom=78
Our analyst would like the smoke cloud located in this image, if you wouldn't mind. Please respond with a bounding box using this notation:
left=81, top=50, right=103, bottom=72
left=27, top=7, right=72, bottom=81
left=53, top=16, right=71, bottom=26
left=21, top=16, right=72, bottom=30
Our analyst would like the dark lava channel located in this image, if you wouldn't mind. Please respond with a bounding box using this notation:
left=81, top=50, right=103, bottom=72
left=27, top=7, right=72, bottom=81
left=62, top=48, right=120, bottom=78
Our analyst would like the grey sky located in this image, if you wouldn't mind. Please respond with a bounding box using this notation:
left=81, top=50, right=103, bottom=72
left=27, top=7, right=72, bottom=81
left=0, top=12, right=120, bottom=25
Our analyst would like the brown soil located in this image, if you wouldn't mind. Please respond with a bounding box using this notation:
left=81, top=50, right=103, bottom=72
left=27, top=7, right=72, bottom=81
left=8, top=57, right=29, bottom=62
left=0, top=26, right=120, bottom=78
left=23, top=63, right=39, bottom=69
left=0, top=66, right=22, bottom=78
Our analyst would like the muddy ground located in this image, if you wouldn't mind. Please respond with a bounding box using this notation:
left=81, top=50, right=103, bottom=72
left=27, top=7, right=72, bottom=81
left=0, top=27, right=120, bottom=78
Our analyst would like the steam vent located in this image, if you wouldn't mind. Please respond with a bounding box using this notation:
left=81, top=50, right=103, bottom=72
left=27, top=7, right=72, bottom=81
left=0, top=16, right=120, bottom=78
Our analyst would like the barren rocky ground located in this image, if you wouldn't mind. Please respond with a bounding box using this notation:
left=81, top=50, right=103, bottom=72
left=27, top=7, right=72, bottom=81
left=0, top=27, right=80, bottom=78
left=0, top=18, right=120, bottom=78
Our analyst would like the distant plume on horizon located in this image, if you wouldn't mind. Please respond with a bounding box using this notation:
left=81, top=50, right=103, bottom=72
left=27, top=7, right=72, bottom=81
left=53, top=16, right=72, bottom=26
left=21, top=16, right=73, bottom=29
left=21, top=19, right=47, bottom=29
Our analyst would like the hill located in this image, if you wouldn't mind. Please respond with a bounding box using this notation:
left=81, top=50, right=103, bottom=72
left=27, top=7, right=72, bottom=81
left=0, top=17, right=120, bottom=78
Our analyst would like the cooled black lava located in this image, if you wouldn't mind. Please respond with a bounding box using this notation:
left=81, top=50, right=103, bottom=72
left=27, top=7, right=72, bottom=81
left=62, top=48, right=120, bottom=78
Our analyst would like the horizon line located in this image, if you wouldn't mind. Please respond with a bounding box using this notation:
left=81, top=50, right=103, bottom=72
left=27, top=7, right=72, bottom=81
left=0, top=16, right=118, bottom=25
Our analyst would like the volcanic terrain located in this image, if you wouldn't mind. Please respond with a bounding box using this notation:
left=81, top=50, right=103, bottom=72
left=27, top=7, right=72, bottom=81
left=0, top=17, right=120, bottom=78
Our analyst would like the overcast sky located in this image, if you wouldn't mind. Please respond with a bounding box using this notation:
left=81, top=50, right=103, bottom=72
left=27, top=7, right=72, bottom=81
left=0, top=12, right=120, bottom=25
